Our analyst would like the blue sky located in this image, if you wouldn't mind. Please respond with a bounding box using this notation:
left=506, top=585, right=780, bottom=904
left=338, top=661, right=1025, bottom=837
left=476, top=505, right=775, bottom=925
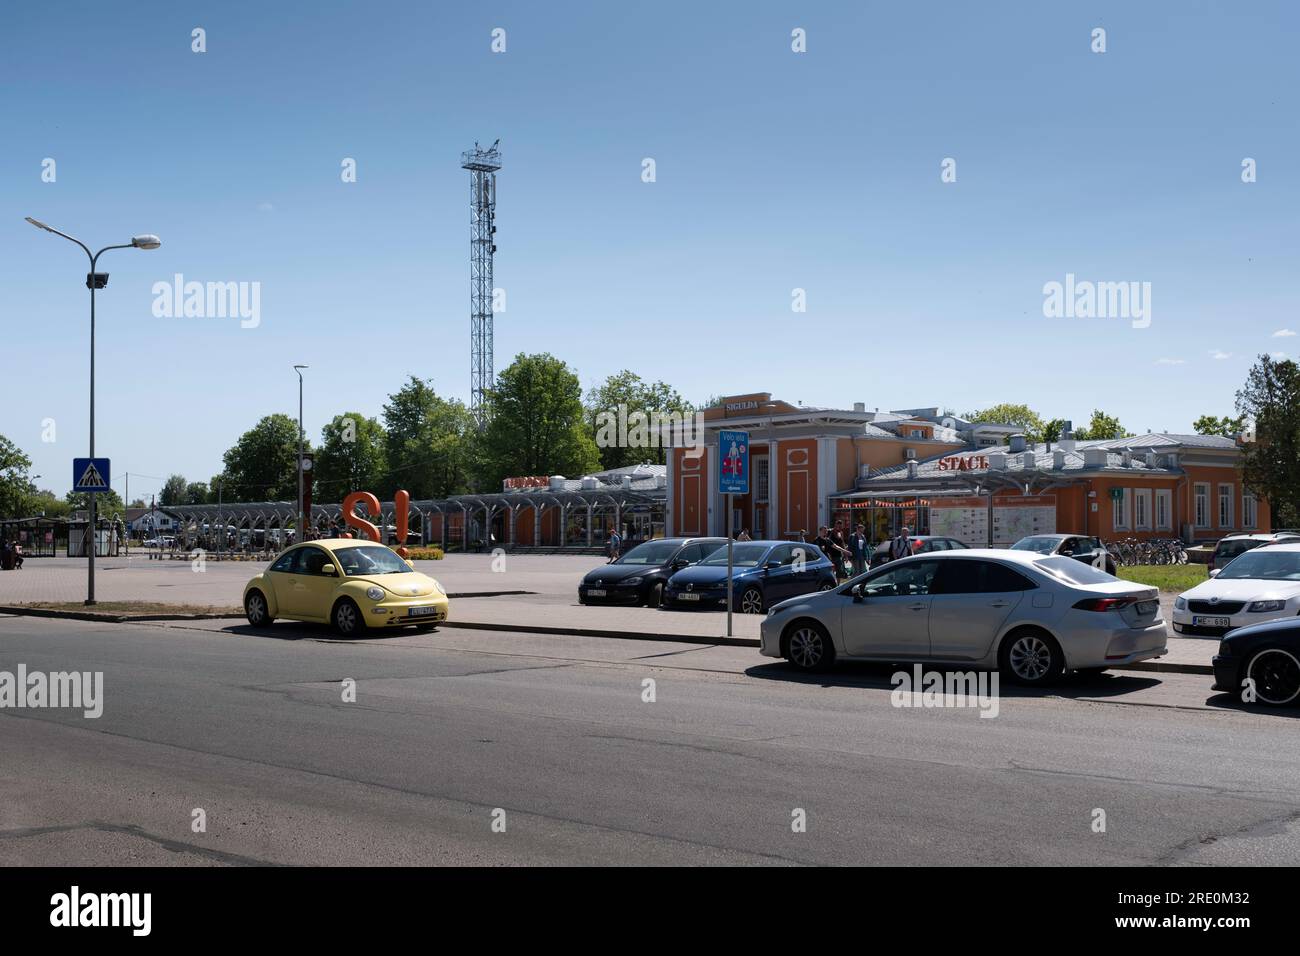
left=2, top=0, right=1296, bottom=501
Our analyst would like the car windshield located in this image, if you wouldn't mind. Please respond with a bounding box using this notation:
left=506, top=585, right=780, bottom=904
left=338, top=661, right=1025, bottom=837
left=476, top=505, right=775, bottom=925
left=1011, top=536, right=1059, bottom=554
left=700, top=544, right=769, bottom=568
left=615, top=541, right=680, bottom=566
left=1034, top=556, right=1116, bottom=585
left=334, top=546, right=411, bottom=575
left=1218, top=550, right=1300, bottom=581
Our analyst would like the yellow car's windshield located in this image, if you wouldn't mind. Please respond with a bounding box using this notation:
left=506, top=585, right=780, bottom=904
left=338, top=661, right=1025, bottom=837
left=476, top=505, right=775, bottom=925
left=335, top=546, right=410, bottom=575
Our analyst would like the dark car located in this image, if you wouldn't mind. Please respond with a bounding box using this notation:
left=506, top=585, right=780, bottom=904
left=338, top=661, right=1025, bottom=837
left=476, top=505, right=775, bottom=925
left=869, top=536, right=969, bottom=569
left=1212, top=617, right=1300, bottom=707
left=663, top=540, right=837, bottom=614
left=1010, top=533, right=1116, bottom=576
left=579, top=537, right=726, bottom=607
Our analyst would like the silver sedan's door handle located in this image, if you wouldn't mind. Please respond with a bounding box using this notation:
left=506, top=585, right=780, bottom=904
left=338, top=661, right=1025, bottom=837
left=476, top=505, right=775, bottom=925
left=908, top=602, right=927, bottom=610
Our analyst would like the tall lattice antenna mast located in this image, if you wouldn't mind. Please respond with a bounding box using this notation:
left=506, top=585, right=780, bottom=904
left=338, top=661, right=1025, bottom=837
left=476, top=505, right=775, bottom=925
left=461, top=140, right=501, bottom=430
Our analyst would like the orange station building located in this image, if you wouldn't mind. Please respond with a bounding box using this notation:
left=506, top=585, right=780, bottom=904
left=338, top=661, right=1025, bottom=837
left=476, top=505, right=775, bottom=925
left=668, top=395, right=1270, bottom=546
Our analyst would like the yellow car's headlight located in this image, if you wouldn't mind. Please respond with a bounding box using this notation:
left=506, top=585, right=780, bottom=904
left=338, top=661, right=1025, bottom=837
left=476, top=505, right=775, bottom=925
left=365, top=586, right=385, bottom=601
left=431, top=579, right=446, bottom=595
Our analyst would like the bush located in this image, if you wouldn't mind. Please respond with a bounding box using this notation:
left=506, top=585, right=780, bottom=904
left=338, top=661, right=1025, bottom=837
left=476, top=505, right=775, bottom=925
left=402, top=546, right=445, bottom=561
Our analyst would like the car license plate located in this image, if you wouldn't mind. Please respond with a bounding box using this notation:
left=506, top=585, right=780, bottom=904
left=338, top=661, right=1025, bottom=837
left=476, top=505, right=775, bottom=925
left=1137, top=600, right=1158, bottom=614
left=679, top=593, right=700, bottom=601
left=588, top=589, right=606, bottom=597
left=1192, top=615, right=1231, bottom=627
left=409, top=606, right=439, bottom=617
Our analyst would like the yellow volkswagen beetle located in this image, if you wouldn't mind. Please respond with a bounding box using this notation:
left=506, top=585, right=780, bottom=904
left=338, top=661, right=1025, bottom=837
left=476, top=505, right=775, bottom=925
left=243, top=539, right=449, bottom=635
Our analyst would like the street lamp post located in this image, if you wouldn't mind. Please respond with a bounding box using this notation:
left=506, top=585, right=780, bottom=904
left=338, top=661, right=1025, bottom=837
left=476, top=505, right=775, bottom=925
left=26, top=218, right=160, bottom=605
left=294, top=365, right=308, bottom=541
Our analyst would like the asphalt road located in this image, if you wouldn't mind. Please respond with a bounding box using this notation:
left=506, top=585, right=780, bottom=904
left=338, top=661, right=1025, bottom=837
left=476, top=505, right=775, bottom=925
left=2, top=613, right=1298, bottom=866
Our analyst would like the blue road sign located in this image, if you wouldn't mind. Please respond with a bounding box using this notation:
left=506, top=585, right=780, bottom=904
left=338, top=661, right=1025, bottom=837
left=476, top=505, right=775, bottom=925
left=718, top=430, right=749, bottom=495
left=73, top=457, right=111, bottom=493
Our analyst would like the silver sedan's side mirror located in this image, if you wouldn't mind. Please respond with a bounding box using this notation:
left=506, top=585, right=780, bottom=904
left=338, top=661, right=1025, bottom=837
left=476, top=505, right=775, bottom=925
left=1208, top=568, right=1220, bottom=578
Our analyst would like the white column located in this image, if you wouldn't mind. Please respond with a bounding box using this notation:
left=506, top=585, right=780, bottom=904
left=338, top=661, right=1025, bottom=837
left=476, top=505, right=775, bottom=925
left=817, top=437, right=837, bottom=528
left=666, top=450, right=676, bottom=536
left=706, top=446, right=719, bottom=536
left=768, top=438, right=779, bottom=538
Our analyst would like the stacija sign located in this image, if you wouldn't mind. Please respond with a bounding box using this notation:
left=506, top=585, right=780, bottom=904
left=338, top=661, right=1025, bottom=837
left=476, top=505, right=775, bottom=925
left=936, top=455, right=989, bottom=472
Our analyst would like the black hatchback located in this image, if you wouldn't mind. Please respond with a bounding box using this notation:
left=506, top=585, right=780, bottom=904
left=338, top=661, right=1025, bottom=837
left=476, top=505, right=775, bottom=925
left=1213, top=617, right=1300, bottom=707
left=579, top=537, right=727, bottom=607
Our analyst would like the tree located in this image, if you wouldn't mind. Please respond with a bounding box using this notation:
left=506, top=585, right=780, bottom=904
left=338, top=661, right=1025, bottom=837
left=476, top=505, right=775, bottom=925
left=477, top=353, right=601, bottom=488
left=184, top=482, right=210, bottom=505
left=1040, top=418, right=1068, bottom=443
left=220, top=414, right=308, bottom=502
left=585, top=370, right=695, bottom=470
left=160, top=474, right=189, bottom=506
left=382, top=378, right=476, bottom=500
left=1237, top=354, right=1300, bottom=528
left=65, top=487, right=125, bottom=518
left=315, top=412, right=388, bottom=499
left=1193, top=414, right=1247, bottom=438
left=1074, top=410, right=1129, bottom=441
left=26, top=489, right=71, bottom=519
left=964, top=403, right=1045, bottom=443
left=0, top=434, right=35, bottom=520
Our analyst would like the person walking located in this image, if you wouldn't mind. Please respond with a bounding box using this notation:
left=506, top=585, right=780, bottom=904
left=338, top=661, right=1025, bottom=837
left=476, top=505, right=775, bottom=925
left=737, top=528, right=752, bottom=542
left=607, top=526, right=622, bottom=563
left=888, top=525, right=913, bottom=563
left=848, top=522, right=870, bottom=576
left=13, top=542, right=24, bottom=570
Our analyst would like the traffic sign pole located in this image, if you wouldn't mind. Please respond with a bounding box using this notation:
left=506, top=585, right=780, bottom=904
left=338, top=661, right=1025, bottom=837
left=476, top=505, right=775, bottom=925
left=726, top=494, right=733, bottom=638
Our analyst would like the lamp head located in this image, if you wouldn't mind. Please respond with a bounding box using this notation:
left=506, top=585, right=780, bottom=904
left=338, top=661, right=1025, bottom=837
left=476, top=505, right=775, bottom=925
left=131, top=235, right=162, bottom=250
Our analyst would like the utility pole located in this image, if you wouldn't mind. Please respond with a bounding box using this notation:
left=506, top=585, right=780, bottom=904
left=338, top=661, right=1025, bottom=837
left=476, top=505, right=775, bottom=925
left=461, top=140, right=501, bottom=431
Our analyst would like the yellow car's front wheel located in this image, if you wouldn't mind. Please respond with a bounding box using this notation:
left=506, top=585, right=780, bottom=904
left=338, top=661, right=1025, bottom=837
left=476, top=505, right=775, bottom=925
left=333, top=598, right=365, bottom=636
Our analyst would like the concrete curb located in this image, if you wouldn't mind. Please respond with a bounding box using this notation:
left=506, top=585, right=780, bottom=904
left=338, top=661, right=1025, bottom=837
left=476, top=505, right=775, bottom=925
left=1, top=604, right=1215, bottom=675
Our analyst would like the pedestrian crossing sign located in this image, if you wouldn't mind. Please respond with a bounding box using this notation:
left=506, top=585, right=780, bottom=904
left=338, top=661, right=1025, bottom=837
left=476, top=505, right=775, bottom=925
left=73, top=457, right=111, bottom=492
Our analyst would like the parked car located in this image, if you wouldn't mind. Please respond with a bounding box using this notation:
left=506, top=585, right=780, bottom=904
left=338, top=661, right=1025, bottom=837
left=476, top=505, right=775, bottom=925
left=1213, top=617, right=1300, bottom=707
left=1172, top=542, right=1300, bottom=636
left=869, top=535, right=969, bottom=568
left=664, top=540, right=837, bottom=613
left=1208, top=532, right=1300, bottom=572
left=243, top=540, right=449, bottom=635
left=1010, top=533, right=1117, bottom=575
left=759, top=549, right=1166, bottom=684
left=578, top=536, right=726, bottom=607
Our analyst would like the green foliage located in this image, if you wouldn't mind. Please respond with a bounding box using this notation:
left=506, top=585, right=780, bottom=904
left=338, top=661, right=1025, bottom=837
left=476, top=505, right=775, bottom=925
left=382, top=378, right=475, bottom=499
left=220, top=414, right=308, bottom=502
left=1192, top=414, right=1246, bottom=438
left=1074, top=409, right=1129, bottom=440
left=585, top=370, right=694, bottom=470
left=964, top=403, right=1045, bottom=443
left=315, top=412, right=388, bottom=499
left=1237, top=354, right=1300, bottom=527
left=477, top=353, right=601, bottom=489
left=160, top=473, right=188, bottom=506
left=0, top=434, right=35, bottom=520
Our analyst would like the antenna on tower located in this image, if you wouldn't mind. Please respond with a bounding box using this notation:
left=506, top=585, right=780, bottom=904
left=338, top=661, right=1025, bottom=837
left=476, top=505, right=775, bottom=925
left=461, top=140, right=502, bottom=431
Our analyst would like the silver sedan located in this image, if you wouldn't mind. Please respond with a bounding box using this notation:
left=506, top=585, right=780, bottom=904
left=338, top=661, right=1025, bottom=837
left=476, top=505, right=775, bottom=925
left=759, top=549, right=1167, bottom=685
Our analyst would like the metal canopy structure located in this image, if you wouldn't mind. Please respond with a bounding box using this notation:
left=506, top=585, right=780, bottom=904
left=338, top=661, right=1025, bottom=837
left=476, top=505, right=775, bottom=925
left=164, top=484, right=664, bottom=555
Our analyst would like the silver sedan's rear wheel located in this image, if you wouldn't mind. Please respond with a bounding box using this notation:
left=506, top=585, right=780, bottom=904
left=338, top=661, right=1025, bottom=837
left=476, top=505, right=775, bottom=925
left=1000, top=630, right=1063, bottom=686
left=1245, top=648, right=1300, bottom=706
left=785, top=622, right=834, bottom=672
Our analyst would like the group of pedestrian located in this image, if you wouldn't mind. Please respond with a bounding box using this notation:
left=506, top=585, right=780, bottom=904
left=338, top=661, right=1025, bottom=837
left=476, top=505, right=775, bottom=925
left=810, top=520, right=913, bottom=581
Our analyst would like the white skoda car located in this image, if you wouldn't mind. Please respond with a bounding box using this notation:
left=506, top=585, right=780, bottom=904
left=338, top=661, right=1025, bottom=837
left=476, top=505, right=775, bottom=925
left=1172, top=543, right=1300, bottom=637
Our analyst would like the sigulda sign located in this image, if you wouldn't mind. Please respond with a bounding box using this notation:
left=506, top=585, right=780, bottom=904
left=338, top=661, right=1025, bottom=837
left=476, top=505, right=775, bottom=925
left=341, top=489, right=413, bottom=557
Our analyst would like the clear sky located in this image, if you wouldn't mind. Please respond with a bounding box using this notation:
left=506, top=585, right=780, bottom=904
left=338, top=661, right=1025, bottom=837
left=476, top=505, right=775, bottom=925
left=2, top=0, right=1296, bottom=502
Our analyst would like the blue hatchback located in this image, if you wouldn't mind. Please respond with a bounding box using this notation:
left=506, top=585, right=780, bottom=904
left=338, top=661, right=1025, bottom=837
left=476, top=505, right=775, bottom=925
left=663, top=540, right=837, bottom=613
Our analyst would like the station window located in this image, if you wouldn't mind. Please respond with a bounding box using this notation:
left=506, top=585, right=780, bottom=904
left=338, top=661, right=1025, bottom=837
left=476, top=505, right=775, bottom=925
left=1134, top=489, right=1151, bottom=531
left=1194, top=483, right=1210, bottom=529
left=1218, top=484, right=1234, bottom=529
left=1155, top=489, right=1172, bottom=531
left=1243, top=492, right=1258, bottom=529
left=1113, top=489, right=1131, bottom=531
